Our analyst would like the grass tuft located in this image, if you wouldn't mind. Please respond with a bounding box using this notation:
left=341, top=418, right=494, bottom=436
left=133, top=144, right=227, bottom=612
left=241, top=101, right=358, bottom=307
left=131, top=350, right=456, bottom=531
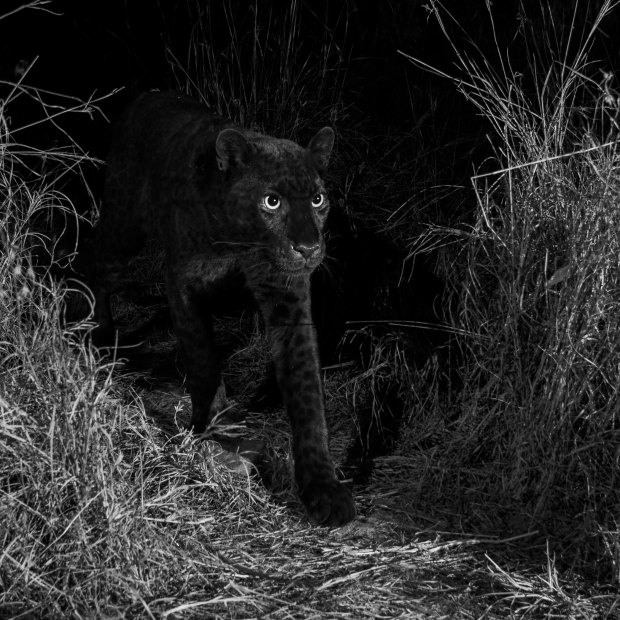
left=165, top=0, right=349, bottom=138
left=397, top=0, right=620, bottom=591
left=0, top=61, right=266, bottom=618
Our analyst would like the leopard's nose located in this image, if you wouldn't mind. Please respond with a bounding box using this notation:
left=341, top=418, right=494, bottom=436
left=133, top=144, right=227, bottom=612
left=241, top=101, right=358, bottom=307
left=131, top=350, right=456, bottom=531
left=292, top=242, right=321, bottom=260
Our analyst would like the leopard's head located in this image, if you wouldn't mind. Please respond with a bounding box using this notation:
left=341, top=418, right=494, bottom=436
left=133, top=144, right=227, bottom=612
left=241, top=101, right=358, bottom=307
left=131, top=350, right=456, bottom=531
left=215, top=126, right=334, bottom=276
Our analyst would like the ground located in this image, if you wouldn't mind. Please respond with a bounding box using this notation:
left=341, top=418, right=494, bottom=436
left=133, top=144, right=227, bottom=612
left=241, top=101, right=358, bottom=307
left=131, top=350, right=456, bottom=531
left=88, top=287, right=615, bottom=619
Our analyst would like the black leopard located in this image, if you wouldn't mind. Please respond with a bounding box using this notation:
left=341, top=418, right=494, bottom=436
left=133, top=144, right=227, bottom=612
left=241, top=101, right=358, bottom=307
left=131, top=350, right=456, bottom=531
left=91, top=91, right=355, bottom=526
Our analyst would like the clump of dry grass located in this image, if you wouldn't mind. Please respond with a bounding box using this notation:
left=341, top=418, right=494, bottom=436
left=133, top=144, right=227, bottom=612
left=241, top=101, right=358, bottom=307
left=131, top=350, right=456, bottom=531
left=165, top=0, right=348, bottom=138
left=394, top=0, right=620, bottom=598
left=0, top=59, right=267, bottom=619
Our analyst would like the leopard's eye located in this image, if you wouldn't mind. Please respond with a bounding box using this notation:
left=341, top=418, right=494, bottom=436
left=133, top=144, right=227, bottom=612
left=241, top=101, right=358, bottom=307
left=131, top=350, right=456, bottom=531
left=311, top=193, right=325, bottom=208
left=261, top=194, right=281, bottom=210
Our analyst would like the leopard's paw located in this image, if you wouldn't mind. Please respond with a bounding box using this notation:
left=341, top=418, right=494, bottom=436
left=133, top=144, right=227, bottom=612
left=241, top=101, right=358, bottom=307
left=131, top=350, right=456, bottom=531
left=301, top=479, right=355, bottom=526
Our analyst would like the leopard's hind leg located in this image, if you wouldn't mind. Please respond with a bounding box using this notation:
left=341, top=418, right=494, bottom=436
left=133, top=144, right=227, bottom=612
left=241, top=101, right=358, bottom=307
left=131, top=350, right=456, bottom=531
left=165, top=270, right=225, bottom=434
left=89, top=212, right=146, bottom=348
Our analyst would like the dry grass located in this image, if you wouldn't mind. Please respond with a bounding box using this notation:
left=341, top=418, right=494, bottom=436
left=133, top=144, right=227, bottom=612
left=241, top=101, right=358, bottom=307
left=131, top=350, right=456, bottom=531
left=382, top=0, right=620, bottom=613
left=164, top=0, right=349, bottom=139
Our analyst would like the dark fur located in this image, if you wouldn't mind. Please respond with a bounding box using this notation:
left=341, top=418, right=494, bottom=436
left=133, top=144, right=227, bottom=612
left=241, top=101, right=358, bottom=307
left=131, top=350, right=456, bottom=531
left=92, top=91, right=355, bottom=526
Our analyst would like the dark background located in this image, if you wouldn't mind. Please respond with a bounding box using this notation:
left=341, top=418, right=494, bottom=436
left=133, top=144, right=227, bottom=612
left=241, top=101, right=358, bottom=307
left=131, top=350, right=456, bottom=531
left=0, top=0, right=620, bottom=191
left=4, top=1, right=618, bottom=154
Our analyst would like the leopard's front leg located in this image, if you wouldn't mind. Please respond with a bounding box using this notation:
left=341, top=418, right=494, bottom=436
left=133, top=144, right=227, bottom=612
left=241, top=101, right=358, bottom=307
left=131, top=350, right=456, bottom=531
left=255, top=275, right=355, bottom=526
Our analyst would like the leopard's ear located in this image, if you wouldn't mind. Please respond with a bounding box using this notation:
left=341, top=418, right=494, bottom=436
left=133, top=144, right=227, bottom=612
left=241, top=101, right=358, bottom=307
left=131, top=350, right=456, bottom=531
left=307, top=126, right=334, bottom=173
left=215, top=128, right=251, bottom=171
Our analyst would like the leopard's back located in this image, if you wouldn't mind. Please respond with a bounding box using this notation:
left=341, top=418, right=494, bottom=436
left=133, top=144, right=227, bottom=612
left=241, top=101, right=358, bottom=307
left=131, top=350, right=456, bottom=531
left=100, top=92, right=228, bottom=249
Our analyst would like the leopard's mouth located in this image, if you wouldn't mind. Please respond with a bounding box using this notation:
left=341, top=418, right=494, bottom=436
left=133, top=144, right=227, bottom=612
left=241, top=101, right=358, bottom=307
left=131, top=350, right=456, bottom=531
left=279, top=261, right=316, bottom=276
left=276, top=253, right=322, bottom=276
left=267, top=243, right=322, bottom=274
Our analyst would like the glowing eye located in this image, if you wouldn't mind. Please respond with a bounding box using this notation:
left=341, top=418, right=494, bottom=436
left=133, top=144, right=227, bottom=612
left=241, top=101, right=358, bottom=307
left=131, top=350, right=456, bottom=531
left=311, top=193, right=325, bottom=208
left=262, top=194, right=281, bottom=210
